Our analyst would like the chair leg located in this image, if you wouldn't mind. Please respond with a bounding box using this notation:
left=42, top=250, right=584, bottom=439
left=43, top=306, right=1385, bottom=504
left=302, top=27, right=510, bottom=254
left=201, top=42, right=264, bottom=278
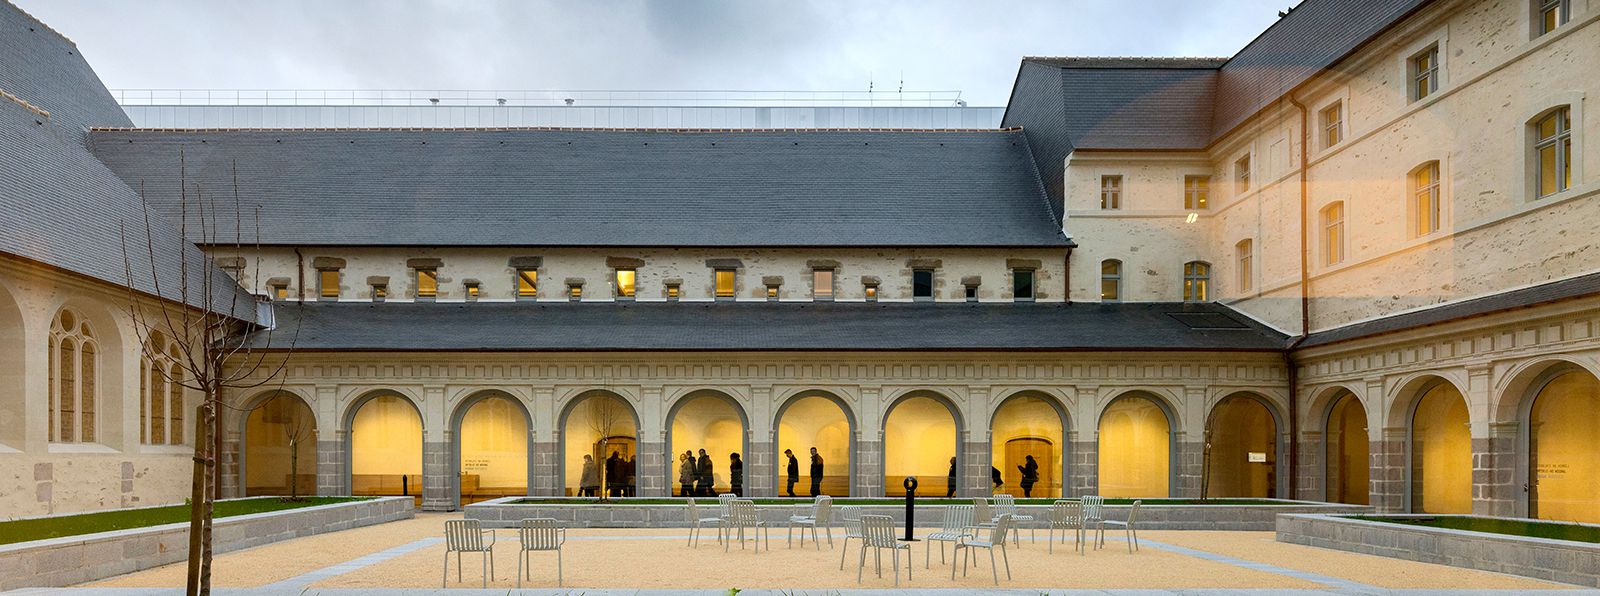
left=1002, top=544, right=1012, bottom=580
left=481, top=551, right=487, bottom=588
left=951, top=546, right=959, bottom=579
left=456, top=551, right=462, bottom=582
left=925, top=539, right=931, bottom=569
left=840, top=536, right=850, bottom=570
left=557, top=548, right=563, bottom=587
left=857, top=543, right=867, bottom=583
left=892, top=546, right=900, bottom=587
left=441, top=550, right=448, bottom=589
left=990, top=549, right=999, bottom=585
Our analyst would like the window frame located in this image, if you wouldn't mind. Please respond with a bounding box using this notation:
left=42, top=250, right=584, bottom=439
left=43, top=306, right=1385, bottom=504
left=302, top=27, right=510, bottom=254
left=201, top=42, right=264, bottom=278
left=864, top=283, right=879, bottom=302
left=1533, top=107, right=1573, bottom=199
left=1411, top=161, right=1443, bottom=237
left=1319, top=101, right=1344, bottom=149
left=1234, top=155, right=1252, bottom=195
left=911, top=269, right=935, bottom=301
left=372, top=282, right=387, bottom=302
left=1100, top=259, right=1122, bottom=302
left=713, top=269, right=737, bottom=300
left=1535, top=0, right=1571, bottom=37
left=1410, top=45, right=1440, bottom=102
left=1011, top=269, right=1036, bottom=302
left=464, top=281, right=480, bottom=302
left=1099, top=174, right=1123, bottom=210
left=416, top=268, right=438, bottom=301
left=1182, top=261, right=1211, bottom=302
left=812, top=268, right=835, bottom=301
left=317, top=268, right=340, bottom=300
left=516, top=269, right=539, bottom=300
left=271, top=283, right=289, bottom=301
left=48, top=309, right=98, bottom=444
left=1235, top=239, right=1254, bottom=293
left=1320, top=201, right=1347, bottom=267
left=1183, top=175, right=1210, bottom=210
left=614, top=268, right=637, bottom=300
left=567, top=281, right=584, bottom=302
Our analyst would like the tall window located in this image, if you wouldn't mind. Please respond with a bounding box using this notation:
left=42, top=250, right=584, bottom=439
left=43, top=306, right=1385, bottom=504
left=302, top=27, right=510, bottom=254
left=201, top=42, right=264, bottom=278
left=48, top=309, right=96, bottom=443
left=1235, top=239, right=1254, bottom=293
left=1412, top=161, right=1442, bottom=236
left=1012, top=269, right=1035, bottom=301
left=1184, top=175, right=1210, bottom=210
left=1100, top=175, right=1122, bottom=210
left=140, top=331, right=185, bottom=445
left=516, top=269, right=538, bottom=299
left=317, top=269, right=340, bottom=300
left=1411, top=45, right=1439, bottom=102
left=1183, top=262, right=1210, bottom=302
left=1535, top=107, right=1572, bottom=198
left=1320, top=101, right=1344, bottom=149
left=1234, top=156, right=1251, bottom=194
left=416, top=269, right=438, bottom=300
left=1537, top=0, right=1570, bottom=36
left=1100, top=260, right=1122, bottom=302
left=615, top=269, right=636, bottom=299
left=912, top=269, right=934, bottom=300
left=812, top=269, right=834, bottom=300
left=714, top=269, right=736, bottom=299
left=1321, top=201, right=1346, bottom=267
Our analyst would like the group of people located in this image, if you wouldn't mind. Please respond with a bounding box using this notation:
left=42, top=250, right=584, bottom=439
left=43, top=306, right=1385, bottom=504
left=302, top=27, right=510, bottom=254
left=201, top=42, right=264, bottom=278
left=945, top=455, right=1042, bottom=497
left=577, top=451, right=637, bottom=497
left=783, top=447, right=826, bottom=496
left=679, top=449, right=742, bottom=496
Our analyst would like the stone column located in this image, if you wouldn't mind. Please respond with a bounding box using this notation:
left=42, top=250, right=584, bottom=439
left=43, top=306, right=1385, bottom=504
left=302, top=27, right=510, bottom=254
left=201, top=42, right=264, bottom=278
left=315, top=385, right=345, bottom=496
left=1297, top=430, right=1324, bottom=502
left=1174, top=387, right=1205, bottom=498
left=1071, top=385, right=1098, bottom=497
left=746, top=386, right=773, bottom=497
left=1476, top=422, right=1520, bottom=517
left=856, top=386, right=882, bottom=497
left=962, top=385, right=991, bottom=498
left=420, top=385, right=453, bottom=511
left=1372, top=429, right=1407, bottom=512
left=637, top=386, right=667, bottom=497
left=219, top=433, right=241, bottom=499
left=530, top=387, right=560, bottom=496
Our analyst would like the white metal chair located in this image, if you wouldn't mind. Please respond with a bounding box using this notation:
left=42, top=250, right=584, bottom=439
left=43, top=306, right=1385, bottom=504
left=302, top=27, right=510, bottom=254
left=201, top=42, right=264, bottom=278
left=992, top=494, right=1033, bottom=546
left=953, top=513, right=1012, bottom=585
left=718, top=492, right=737, bottom=528
left=1047, top=499, right=1085, bottom=554
left=837, top=505, right=864, bottom=570
left=725, top=499, right=770, bottom=553
left=925, top=504, right=974, bottom=568
left=516, top=517, right=565, bottom=588
left=442, top=518, right=496, bottom=588
left=856, top=514, right=912, bottom=586
left=1082, top=495, right=1107, bottom=549
left=1102, top=499, right=1141, bottom=552
left=788, top=495, right=833, bottom=549
left=972, top=496, right=998, bottom=529
left=686, top=497, right=724, bottom=547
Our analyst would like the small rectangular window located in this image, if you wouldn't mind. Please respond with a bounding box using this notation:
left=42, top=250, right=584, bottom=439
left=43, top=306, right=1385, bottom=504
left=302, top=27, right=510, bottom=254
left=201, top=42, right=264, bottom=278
left=465, top=283, right=480, bottom=301
left=666, top=284, right=681, bottom=300
left=912, top=269, right=934, bottom=300
left=812, top=269, right=834, bottom=300
left=615, top=269, right=636, bottom=299
left=372, top=284, right=387, bottom=302
left=1411, top=45, right=1439, bottom=102
left=1183, top=261, right=1210, bottom=302
left=1538, top=0, right=1569, bottom=37
left=272, top=284, right=289, bottom=301
left=318, top=269, right=340, bottom=299
left=516, top=269, right=538, bottom=299
left=766, top=285, right=779, bottom=300
left=1100, top=260, right=1121, bottom=302
left=1322, top=202, right=1346, bottom=267
left=416, top=269, right=438, bottom=299
left=1320, top=102, right=1343, bottom=149
left=1413, top=162, right=1442, bottom=236
left=1535, top=108, right=1572, bottom=198
left=1100, top=175, right=1122, bottom=210
left=714, top=269, right=736, bottom=299
left=1184, top=175, right=1209, bottom=210
left=1235, top=156, right=1251, bottom=194
left=568, top=283, right=583, bottom=301
left=1236, top=239, right=1254, bottom=293
left=864, top=285, right=878, bottom=301
left=1012, top=269, right=1035, bottom=301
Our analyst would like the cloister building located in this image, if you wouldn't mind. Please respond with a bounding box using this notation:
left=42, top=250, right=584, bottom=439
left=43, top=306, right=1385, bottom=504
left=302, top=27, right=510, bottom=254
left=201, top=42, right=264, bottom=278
left=3, top=0, right=1599, bottom=524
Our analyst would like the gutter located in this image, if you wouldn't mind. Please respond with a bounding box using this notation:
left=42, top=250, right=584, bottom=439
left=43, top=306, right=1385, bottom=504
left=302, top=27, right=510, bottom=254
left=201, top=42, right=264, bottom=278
left=1283, top=94, right=1313, bottom=500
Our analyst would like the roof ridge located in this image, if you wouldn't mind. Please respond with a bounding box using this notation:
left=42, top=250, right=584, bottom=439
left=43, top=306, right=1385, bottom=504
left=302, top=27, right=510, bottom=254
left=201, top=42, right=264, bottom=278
left=89, top=126, right=1024, bottom=134
left=4, top=0, right=77, bottom=47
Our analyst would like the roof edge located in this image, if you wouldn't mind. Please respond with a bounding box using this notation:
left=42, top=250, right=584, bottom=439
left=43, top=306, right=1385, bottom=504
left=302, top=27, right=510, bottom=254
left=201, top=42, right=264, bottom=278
left=89, top=126, right=1025, bottom=134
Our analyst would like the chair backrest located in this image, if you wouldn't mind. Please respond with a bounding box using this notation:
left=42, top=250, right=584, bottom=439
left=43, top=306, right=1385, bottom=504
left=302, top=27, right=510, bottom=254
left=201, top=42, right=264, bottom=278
left=1127, top=500, right=1142, bottom=525
left=1050, top=499, right=1082, bottom=526
left=993, top=493, right=1017, bottom=515
left=988, top=514, right=1012, bottom=545
left=972, top=496, right=993, bottom=520
left=812, top=495, right=833, bottom=523
left=942, top=505, right=974, bottom=532
left=1082, top=495, right=1105, bottom=521
left=445, top=519, right=484, bottom=551
left=685, top=497, right=699, bottom=521
left=860, top=514, right=897, bottom=548
left=718, top=492, right=737, bottom=516
left=519, top=517, right=561, bottom=550
left=838, top=505, right=863, bottom=537
left=730, top=499, right=758, bottom=526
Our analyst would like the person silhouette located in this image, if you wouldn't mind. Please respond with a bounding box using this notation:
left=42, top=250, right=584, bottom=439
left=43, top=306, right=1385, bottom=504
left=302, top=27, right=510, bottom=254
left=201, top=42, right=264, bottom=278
left=991, top=466, right=1004, bottom=490
left=946, top=456, right=958, bottom=498
left=696, top=449, right=713, bottom=496
left=809, top=447, right=824, bottom=497
left=580, top=454, right=599, bottom=497
left=678, top=451, right=694, bottom=497
left=1018, top=455, right=1040, bottom=498
left=729, top=452, right=744, bottom=497
left=784, top=449, right=799, bottom=497
left=606, top=451, right=622, bottom=497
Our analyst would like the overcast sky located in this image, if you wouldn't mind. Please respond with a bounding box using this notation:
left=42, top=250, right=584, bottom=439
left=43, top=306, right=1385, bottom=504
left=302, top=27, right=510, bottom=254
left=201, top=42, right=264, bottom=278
left=19, top=0, right=1294, bottom=106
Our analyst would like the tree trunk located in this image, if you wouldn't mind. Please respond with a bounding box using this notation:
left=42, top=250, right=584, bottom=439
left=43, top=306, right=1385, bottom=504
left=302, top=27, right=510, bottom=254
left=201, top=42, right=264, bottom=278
left=185, top=405, right=207, bottom=596
left=289, top=436, right=300, bottom=500
left=200, top=401, right=216, bottom=595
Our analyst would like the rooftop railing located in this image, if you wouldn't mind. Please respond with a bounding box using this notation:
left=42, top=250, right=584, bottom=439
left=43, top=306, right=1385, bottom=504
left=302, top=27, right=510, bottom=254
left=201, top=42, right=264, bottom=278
left=110, top=89, right=975, bottom=108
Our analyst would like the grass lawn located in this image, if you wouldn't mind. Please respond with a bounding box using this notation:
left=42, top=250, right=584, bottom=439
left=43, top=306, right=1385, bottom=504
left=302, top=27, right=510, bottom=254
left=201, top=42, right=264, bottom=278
left=0, top=497, right=368, bottom=546
left=1352, top=515, right=1600, bottom=544
left=508, top=497, right=1290, bottom=506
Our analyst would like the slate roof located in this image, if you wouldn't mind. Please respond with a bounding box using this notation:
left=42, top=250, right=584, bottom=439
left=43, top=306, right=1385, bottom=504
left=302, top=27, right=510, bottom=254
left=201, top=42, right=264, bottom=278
left=0, top=0, right=131, bottom=133
left=1302, top=272, right=1600, bottom=348
left=85, top=127, right=1069, bottom=248
left=240, top=301, right=1287, bottom=352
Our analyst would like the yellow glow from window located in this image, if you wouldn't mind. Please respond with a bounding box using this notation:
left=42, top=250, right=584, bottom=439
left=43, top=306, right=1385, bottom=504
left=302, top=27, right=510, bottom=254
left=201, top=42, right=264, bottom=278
left=417, top=270, right=437, bottom=298
left=563, top=393, right=638, bottom=496
left=318, top=270, right=339, bottom=298
left=667, top=285, right=680, bottom=299
left=669, top=395, right=744, bottom=496
left=1205, top=396, right=1276, bottom=498
left=813, top=270, right=833, bottom=298
left=350, top=395, right=422, bottom=498
left=1326, top=392, right=1369, bottom=505
left=865, top=286, right=878, bottom=300
left=568, top=285, right=582, bottom=300
left=466, top=285, right=479, bottom=298
left=777, top=395, right=851, bottom=496
left=1530, top=371, right=1600, bottom=524
left=459, top=396, right=527, bottom=503
left=1411, top=383, right=1471, bottom=514
left=714, top=269, right=735, bottom=298
left=373, top=285, right=387, bottom=300
left=517, top=270, right=538, bottom=298
left=273, top=285, right=288, bottom=300
left=885, top=396, right=956, bottom=497
left=992, top=395, right=1063, bottom=498
left=244, top=393, right=316, bottom=497
left=615, top=269, right=636, bottom=297
left=766, top=286, right=778, bottom=299
left=1098, top=396, right=1169, bottom=498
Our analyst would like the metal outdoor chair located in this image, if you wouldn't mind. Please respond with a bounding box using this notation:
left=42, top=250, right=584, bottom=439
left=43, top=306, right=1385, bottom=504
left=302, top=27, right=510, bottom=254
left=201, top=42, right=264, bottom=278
left=718, top=492, right=737, bottom=527
left=992, top=494, right=1033, bottom=546
left=442, top=518, right=496, bottom=588
left=788, top=495, right=833, bottom=549
left=516, top=517, right=566, bottom=588
left=1082, top=495, right=1108, bottom=549
left=972, top=496, right=999, bottom=529
left=925, top=504, right=974, bottom=568
left=686, top=497, right=724, bottom=547
left=725, top=499, right=770, bottom=552
left=1047, top=499, right=1086, bottom=554
left=1102, top=499, right=1141, bottom=552
left=837, top=505, right=864, bottom=570
left=856, top=514, right=912, bottom=586
left=953, top=513, right=1013, bottom=585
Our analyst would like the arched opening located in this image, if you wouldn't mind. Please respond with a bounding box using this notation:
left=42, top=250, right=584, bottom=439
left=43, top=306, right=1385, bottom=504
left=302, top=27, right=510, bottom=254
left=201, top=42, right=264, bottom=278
left=348, top=393, right=423, bottom=504
left=1528, top=370, right=1600, bottom=523
left=561, top=392, right=639, bottom=497
left=1409, top=382, right=1471, bottom=513
left=1324, top=391, right=1370, bottom=505
left=455, top=394, right=529, bottom=505
left=1203, top=394, right=1277, bottom=498
left=0, top=283, right=25, bottom=449
left=884, top=393, right=959, bottom=498
left=991, top=393, right=1065, bottom=498
left=244, top=392, right=317, bottom=497
left=1097, top=393, right=1171, bottom=498
left=668, top=392, right=748, bottom=497
left=48, top=308, right=99, bottom=444
left=775, top=392, right=853, bottom=497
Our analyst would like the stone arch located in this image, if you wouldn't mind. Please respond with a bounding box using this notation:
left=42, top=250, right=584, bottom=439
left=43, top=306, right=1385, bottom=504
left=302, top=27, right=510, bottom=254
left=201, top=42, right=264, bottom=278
left=1095, top=390, right=1178, bottom=498
left=1314, top=386, right=1371, bottom=505
left=1385, top=372, right=1469, bottom=430
left=1093, top=386, right=1185, bottom=434
left=881, top=389, right=965, bottom=497
left=1395, top=375, right=1472, bottom=514
left=448, top=389, right=533, bottom=507
left=557, top=389, right=642, bottom=497
left=1508, top=358, right=1600, bottom=522
left=991, top=390, right=1070, bottom=498
left=45, top=298, right=126, bottom=446
left=238, top=389, right=318, bottom=497
left=0, top=280, right=26, bottom=449
left=1495, top=355, right=1600, bottom=424
left=342, top=389, right=425, bottom=500
left=1202, top=391, right=1287, bottom=499
left=664, top=389, right=751, bottom=496
left=773, top=389, right=857, bottom=497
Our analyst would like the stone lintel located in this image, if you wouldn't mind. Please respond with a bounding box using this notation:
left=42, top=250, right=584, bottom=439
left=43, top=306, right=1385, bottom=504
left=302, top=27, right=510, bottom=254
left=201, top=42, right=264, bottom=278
left=861, top=276, right=881, bottom=286
left=606, top=257, right=645, bottom=269
left=960, top=275, right=982, bottom=287
left=214, top=256, right=246, bottom=270
left=406, top=257, right=443, bottom=269
left=564, top=277, right=585, bottom=286
left=508, top=256, right=543, bottom=269
left=762, top=275, right=784, bottom=286
left=806, top=259, right=841, bottom=269
left=662, top=278, right=683, bottom=286
left=705, top=258, right=744, bottom=269
left=311, top=256, right=346, bottom=270
left=265, top=276, right=290, bottom=287
left=366, top=275, right=389, bottom=285
left=1006, top=258, right=1043, bottom=270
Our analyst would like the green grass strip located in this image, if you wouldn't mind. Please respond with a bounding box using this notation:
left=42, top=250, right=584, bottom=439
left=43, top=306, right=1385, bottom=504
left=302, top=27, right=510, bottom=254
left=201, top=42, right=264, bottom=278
left=1351, top=515, right=1600, bottom=544
left=507, top=497, right=1289, bottom=506
left=0, top=497, right=369, bottom=546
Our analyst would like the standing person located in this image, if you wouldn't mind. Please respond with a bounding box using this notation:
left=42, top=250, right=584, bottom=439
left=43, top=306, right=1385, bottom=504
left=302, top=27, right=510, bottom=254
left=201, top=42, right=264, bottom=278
left=579, top=454, right=599, bottom=497
left=946, top=457, right=958, bottom=498
left=784, top=449, right=799, bottom=497
left=729, top=452, right=744, bottom=497
left=809, top=447, right=824, bottom=497
left=678, top=451, right=694, bottom=497
left=605, top=451, right=622, bottom=498
left=990, top=466, right=1004, bottom=491
left=1018, top=455, right=1040, bottom=498
left=624, top=455, right=637, bottom=497
left=697, top=449, right=714, bottom=496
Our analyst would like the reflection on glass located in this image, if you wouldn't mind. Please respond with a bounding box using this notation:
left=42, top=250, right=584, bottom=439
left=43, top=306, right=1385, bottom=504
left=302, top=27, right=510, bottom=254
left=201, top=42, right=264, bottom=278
left=1530, top=371, right=1600, bottom=523
left=991, top=395, right=1062, bottom=498
left=884, top=395, right=956, bottom=497
left=1098, top=395, right=1169, bottom=498
left=1325, top=392, right=1370, bottom=505
left=459, top=396, right=527, bottom=504
left=245, top=392, right=316, bottom=496
left=1410, top=383, right=1471, bottom=513
left=351, top=394, right=423, bottom=502
left=776, top=394, right=850, bottom=497
left=670, top=395, right=745, bottom=496
left=563, top=393, right=638, bottom=497
left=1205, top=395, right=1276, bottom=498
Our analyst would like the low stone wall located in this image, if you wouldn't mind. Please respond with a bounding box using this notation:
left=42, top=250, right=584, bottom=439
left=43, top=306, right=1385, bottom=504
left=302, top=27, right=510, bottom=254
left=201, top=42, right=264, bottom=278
left=1277, top=513, right=1600, bottom=587
left=466, top=497, right=1367, bottom=530
left=0, top=496, right=413, bottom=590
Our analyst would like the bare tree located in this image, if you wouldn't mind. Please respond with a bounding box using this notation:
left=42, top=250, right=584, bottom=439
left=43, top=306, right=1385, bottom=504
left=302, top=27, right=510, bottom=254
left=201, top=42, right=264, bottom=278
left=121, top=154, right=299, bottom=596
left=587, top=396, right=624, bottom=502
left=282, top=401, right=314, bottom=501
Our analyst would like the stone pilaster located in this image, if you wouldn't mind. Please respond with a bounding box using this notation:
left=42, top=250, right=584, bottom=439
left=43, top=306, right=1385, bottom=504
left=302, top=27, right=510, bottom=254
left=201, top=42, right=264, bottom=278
left=857, top=440, right=883, bottom=497
left=531, top=440, right=560, bottom=496
left=746, top=439, right=773, bottom=497
left=317, top=438, right=345, bottom=496
left=960, top=439, right=987, bottom=498
left=219, top=433, right=242, bottom=499
left=1372, top=432, right=1407, bottom=512
left=1173, top=439, right=1203, bottom=498
left=421, top=441, right=452, bottom=511
left=637, top=441, right=667, bottom=496
left=1297, top=430, right=1324, bottom=502
left=1475, top=423, right=1520, bottom=517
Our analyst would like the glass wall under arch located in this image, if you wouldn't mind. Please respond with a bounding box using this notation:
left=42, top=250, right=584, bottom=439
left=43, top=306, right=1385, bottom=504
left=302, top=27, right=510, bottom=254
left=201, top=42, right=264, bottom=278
left=563, top=393, right=638, bottom=497
left=1325, top=392, right=1370, bottom=505
left=458, top=395, right=527, bottom=504
left=884, top=395, right=957, bottom=497
left=1529, top=371, right=1600, bottom=523
left=244, top=393, right=317, bottom=496
left=350, top=394, right=423, bottom=502
left=1098, top=395, right=1170, bottom=498
left=1205, top=395, right=1277, bottom=498
left=775, top=394, right=851, bottom=497
left=669, top=394, right=746, bottom=496
left=991, top=395, right=1063, bottom=498
left=1410, top=383, right=1471, bottom=513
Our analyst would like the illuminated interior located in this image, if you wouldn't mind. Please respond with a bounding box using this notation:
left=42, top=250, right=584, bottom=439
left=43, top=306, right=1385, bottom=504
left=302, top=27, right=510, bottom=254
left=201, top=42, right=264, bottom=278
left=1410, top=382, right=1471, bottom=513
left=1097, top=395, right=1170, bottom=498
left=990, top=394, right=1063, bottom=498
left=714, top=270, right=736, bottom=298
left=669, top=394, right=745, bottom=496
left=1325, top=392, right=1370, bottom=504
left=776, top=394, right=851, bottom=496
left=350, top=394, right=423, bottom=501
left=1529, top=370, right=1600, bottom=524
left=244, top=392, right=317, bottom=496
left=457, top=395, right=527, bottom=504
left=884, top=395, right=957, bottom=497
left=1204, top=395, right=1276, bottom=498
left=563, top=392, right=638, bottom=496
left=615, top=269, right=636, bottom=297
